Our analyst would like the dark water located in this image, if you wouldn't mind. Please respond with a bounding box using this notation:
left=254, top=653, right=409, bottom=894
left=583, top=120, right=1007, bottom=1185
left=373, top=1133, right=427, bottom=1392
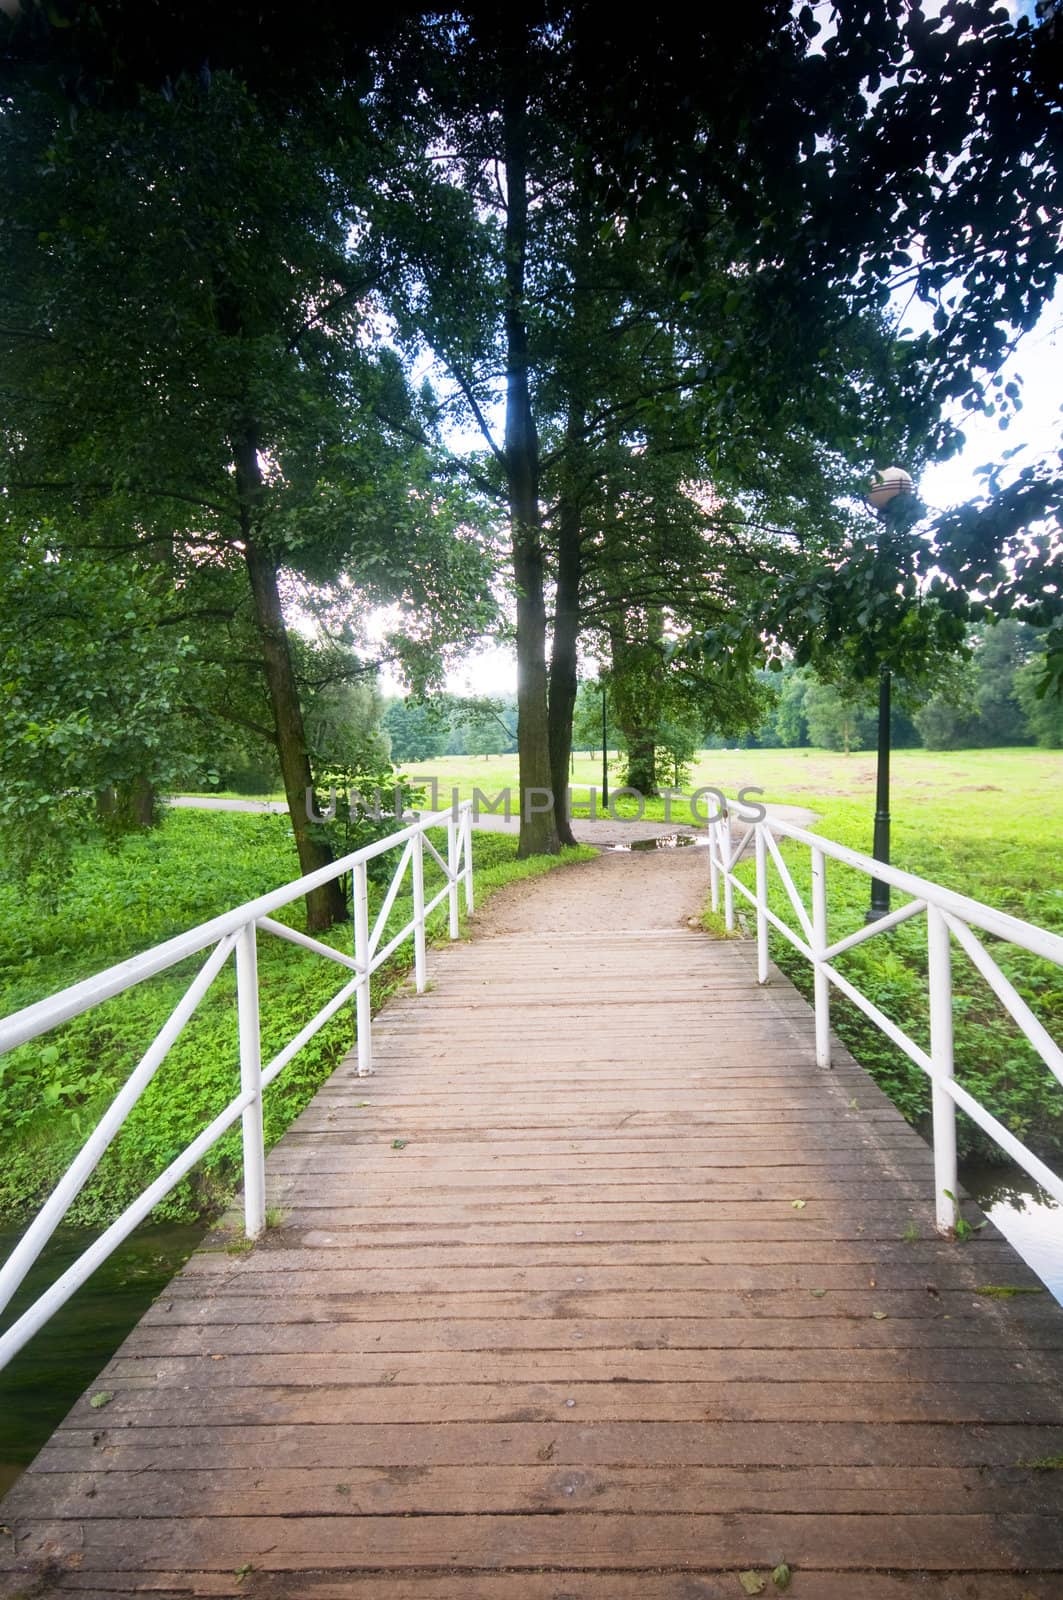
left=0, top=1220, right=203, bottom=1497
left=962, top=1159, right=1063, bottom=1304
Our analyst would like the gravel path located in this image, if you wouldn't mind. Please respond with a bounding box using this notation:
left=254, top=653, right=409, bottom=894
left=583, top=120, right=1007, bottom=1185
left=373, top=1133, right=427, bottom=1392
left=469, top=840, right=713, bottom=935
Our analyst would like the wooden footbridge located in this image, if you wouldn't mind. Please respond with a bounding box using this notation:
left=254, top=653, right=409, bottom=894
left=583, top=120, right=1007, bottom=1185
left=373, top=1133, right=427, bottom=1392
left=2, top=805, right=1063, bottom=1597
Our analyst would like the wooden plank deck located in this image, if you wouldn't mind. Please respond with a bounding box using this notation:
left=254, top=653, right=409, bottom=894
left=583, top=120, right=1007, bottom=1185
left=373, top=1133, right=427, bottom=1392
left=3, top=864, right=1063, bottom=1597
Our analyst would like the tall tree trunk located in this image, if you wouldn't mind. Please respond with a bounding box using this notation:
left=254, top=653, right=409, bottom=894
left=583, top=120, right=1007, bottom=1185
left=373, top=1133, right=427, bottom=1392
left=95, top=780, right=157, bottom=830
left=235, top=434, right=346, bottom=931
left=624, top=735, right=658, bottom=796
left=547, top=442, right=583, bottom=848
left=502, top=30, right=559, bottom=859
left=119, top=776, right=157, bottom=829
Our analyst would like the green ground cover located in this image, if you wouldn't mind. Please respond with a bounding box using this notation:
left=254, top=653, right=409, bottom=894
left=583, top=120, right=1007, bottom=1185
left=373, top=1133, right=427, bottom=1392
left=0, top=809, right=592, bottom=1226
left=407, top=748, right=1063, bottom=1164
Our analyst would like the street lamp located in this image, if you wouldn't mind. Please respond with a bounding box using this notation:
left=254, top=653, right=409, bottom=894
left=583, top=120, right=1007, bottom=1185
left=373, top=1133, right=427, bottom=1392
left=601, top=682, right=609, bottom=808
left=865, top=466, right=915, bottom=924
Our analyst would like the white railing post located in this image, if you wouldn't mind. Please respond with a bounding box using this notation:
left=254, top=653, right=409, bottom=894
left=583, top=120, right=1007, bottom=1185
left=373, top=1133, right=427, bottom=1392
left=352, top=858, right=373, bottom=1077
left=235, top=922, right=266, bottom=1239
left=461, top=803, right=474, bottom=913
left=411, top=827, right=427, bottom=994
left=754, top=823, right=769, bottom=983
left=928, top=903, right=958, bottom=1233
left=708, top=799, right=720, bottom=914
left=722, top=808, right=735, bottom=932
left=811, top=846, right=831, bottom=1068
left=447, top=810, right=460, bottom=940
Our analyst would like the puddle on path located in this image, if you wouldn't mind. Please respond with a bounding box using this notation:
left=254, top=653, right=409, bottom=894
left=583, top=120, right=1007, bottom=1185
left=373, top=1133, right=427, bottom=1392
left=607, top=833, right=709, bottom=852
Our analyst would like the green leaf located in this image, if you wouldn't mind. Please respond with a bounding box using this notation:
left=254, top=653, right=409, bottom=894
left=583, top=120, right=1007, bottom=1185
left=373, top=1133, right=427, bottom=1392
left=738, top=1574, right=766, bottom=1596
left=89, top=1390, right=114, bottom=1409
left=391, top=1138, right=407, bottom=1150
left=789, top=1199, right=806, bottom=1210
left=772, top=1563, right=793, bottom=1590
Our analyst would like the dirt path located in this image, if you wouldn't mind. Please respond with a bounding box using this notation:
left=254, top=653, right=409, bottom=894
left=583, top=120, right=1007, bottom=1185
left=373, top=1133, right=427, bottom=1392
left=472, top=837, right=711, bottom=935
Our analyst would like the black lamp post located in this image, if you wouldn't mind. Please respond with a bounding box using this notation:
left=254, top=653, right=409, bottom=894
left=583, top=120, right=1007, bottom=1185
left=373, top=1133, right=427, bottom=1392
left=601, top=683, right=609, bottom=808
left=867, top=665, right=893, bottom=922
left=865, top=466, right=915, bottom=924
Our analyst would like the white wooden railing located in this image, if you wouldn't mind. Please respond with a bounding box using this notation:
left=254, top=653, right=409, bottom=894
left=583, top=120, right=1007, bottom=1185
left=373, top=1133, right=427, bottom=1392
left=706, top=797, right=1063, bottom=1233
left=0, top=802, right=474, bottom=1372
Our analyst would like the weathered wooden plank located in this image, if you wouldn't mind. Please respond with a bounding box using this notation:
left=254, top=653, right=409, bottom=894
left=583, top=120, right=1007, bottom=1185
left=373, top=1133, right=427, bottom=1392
left=158, top=1261, right=1027, bottom=1295
left=31, top=1573, right=1063, bottom=1600
left=6, top=1462, right=1061, bottom=1519
left=142, top=1285, right=1057, bottom=1325
left=28, top=1419, right=1063, bottom=1471
left=6, top=1510, right=1063, bottom=1572
left=101, top=1343, right=1051, bottom=1387
left=54, top=1377, right=1063, bottom=1426
left=120, top=1312, right=1063, bottom=1355
left=198, top=1231, right=1022, bottom=1263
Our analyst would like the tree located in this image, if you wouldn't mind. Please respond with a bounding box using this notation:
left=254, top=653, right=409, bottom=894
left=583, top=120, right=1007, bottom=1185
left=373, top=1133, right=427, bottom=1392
left=754, top=666, right=810, bottom=750
left=803, top=680, right=877, bottom=754
left=383, top=700, right=448, bottom=765
left=972, top=621, right=1039, bottom=744
left=571, top=680, right=609, bottom=758
left=1016, top=655, right=1063, bottom=748
left=303, top=675, right=390, bottom=777
left=656, top=709, right=703, bottom=791
left=1, top=58, right=493, bottom=924
left=912, top=662, right=982, bottom=751
left=0, top=527, right=211, bottom=886
left=9, top=1, right=1062, bottom=890
left=915, top=621, right=1040, bottom=748
left=579, top=2, right=1063, bottom=700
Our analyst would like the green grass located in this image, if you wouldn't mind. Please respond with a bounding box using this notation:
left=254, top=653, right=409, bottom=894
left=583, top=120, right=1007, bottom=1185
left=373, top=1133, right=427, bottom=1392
left=0, top=810, right=593, bottom=1226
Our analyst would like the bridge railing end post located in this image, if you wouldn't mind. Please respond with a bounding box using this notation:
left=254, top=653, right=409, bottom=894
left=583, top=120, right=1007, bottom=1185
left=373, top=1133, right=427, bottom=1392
left=811, top=846, right=831, bottom=1069
left=236, top=921, right=266, bottom=1239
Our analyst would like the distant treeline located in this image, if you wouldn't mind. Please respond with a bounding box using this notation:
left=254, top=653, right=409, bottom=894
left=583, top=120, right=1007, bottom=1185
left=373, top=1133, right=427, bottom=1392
left=215, top=621, right=1061, bottom=792
left=726, top=620, right=1060, bottom=754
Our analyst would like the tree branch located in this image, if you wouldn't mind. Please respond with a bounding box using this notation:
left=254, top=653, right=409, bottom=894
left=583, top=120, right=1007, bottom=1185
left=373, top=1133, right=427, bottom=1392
left=8, top=478, right=238, bottom=521
left=184, top=700, right=276, bottom=744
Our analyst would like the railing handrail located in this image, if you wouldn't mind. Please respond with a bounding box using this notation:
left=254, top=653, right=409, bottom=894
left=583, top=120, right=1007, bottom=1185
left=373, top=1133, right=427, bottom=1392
left=0, top=801, right=476, bottom=1371
left=0, top=802, right=472, bottom=1058
left=761, top=811, right=1063, bottom=965
left=707, top=794, right=1063, bottom=1234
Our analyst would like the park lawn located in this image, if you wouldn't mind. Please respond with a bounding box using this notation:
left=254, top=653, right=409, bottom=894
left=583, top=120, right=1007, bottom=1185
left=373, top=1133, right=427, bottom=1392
left=404, top=747, right=1063, bottom=1165
left=403, top=746, right=1060, bottom=919
left=0, top=809, right=593, bottom=1226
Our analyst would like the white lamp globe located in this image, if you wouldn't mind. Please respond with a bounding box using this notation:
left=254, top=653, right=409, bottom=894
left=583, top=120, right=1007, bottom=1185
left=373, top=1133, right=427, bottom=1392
left=868, top=466, right=914, bottom=511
